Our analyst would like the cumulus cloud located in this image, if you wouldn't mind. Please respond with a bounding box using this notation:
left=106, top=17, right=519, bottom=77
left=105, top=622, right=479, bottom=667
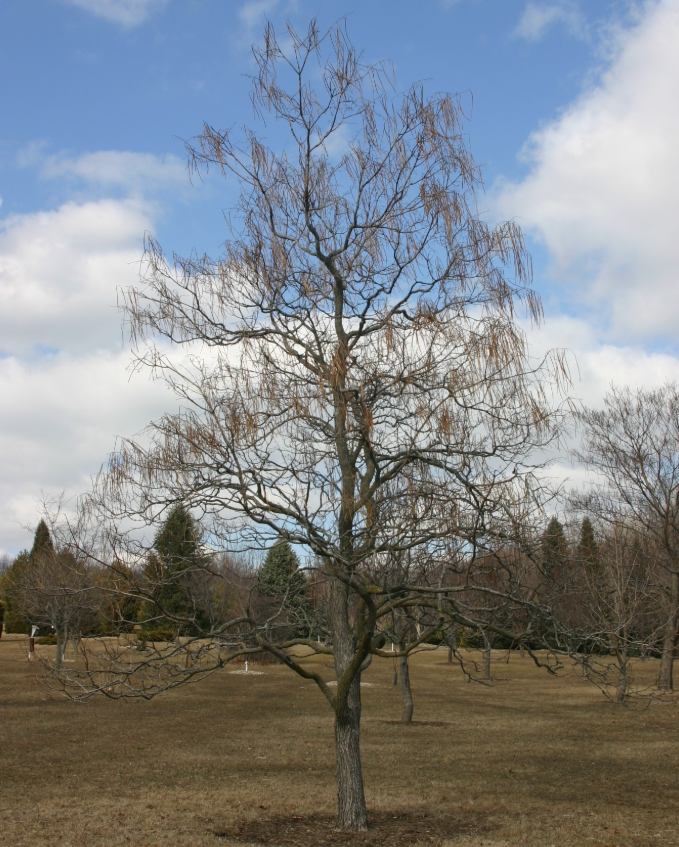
left=514, top=1, right=586, bottom=41
left=19, top=145, right=186, bottom=196
left=522, top=310, right=679, bottom=495
left=0, top=198, right=151, bottom=357
left=58, top=0, right=169, bottom=27
left=0, top=194, right=157, bottom=552
left=0, top=350, right=173, bottom=554
left=0, top=144, right=189, bottom=552
left=495, top=0, right=679, bottom=342
left=526, top=314, right=679, bottom=408
left=44, top=150, right=185, bottom=193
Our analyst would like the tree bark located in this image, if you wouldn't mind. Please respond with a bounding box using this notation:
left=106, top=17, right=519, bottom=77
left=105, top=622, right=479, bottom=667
left=482, top=631, right=491, bottom=680
left=447, top=631, right=457, bottom=664
left=658, top=572, right=679, bottom=692
left=617, top=654, right=629, bottom=704
left=399, top=642, right=413, bottom=723
left=55, top=628, right=63, bottom=672
left=328, top=575, right=368, bottom=832
left=334, top=678, right=367, bottom=832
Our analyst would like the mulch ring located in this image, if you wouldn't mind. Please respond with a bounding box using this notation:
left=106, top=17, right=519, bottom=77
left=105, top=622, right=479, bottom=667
left=212, top=809, right=494, bottom=846
left=376, top=720, right=454, bottom=727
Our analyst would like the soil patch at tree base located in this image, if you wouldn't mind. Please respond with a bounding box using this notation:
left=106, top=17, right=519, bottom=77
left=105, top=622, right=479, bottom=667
left=377, top=719, right=453, bottom=727
left=212, top=809, right=493, bottom=846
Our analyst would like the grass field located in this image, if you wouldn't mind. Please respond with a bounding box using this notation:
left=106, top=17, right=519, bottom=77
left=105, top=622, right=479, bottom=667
left=1, top=634, right=679, bottom=847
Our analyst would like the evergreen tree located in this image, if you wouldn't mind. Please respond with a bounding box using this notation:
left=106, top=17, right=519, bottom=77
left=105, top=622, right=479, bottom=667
left=576, top=517, right=600, bottom=572
left=0, top=550, right=31, bottom=634
left=29, top=520, right=54, bottom=560
left=541, top=516, right=568, bottom=581
left=140, top=504, right=212, bottom=635
left=256, top=541, right=313, bottom=636
left=0, top=530, right=47, bottom=635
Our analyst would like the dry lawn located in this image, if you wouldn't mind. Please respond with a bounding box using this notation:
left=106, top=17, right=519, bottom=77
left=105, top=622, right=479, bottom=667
left=1, top=634, right=679, bottom=847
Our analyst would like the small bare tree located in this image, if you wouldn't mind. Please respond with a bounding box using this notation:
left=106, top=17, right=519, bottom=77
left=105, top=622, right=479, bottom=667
left=51, top=20, right=569, bottom=832
left=570, top=520, right=660, bottom=703
left=575, top=384, right=679, bottom=691
left=12, top=547, right=99, bottom=670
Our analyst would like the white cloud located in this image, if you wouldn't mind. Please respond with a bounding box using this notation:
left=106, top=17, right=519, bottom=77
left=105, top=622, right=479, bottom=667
left=0, top=198, right=151, bottom=357
left=524, top=311, right=679, bottom=495
left=19, top=146, right=186, bottom=196
left=0, top=350, right=172, bottom=555
left=43, top=150, right=185, bottom=193
left=495, top=0, right=679, bottom=342
left=526, top=314, right=679, bottom=409
left=514, top=1, right=586, bottom=41
left=238, top=0, right=279, bottom=30
left=58, top=0, right=169, bottom=26
left=0, top=184, right=167, bottom=553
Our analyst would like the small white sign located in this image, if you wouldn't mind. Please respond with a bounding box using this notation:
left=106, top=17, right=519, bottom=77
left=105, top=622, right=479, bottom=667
left=31, top=625, right=39, bottom=637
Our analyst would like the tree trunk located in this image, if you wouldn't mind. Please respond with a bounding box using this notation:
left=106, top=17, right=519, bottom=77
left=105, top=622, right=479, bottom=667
left=328, top=575, right=368, bottom=832
left=482, top=631, right=491, bottom=680
left=334, top=678, right=367, bottom=831
left=658, top=572, right=679, bottom=692
left=617, top=654, right=628, bottom=704
left=447, top=631, right=457, bottom=664
left=399, top=642, right=413, bottom=723
left=55, top=628, right=63, bottom=672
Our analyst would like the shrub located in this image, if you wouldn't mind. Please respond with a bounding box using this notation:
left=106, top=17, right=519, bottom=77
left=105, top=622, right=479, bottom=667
left=138, top=627, right=176, bottom=643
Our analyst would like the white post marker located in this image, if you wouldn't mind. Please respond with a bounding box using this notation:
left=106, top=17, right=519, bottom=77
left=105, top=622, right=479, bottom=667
left=245, top=660, right=249, bottom=673
left=29, top=625, right=39, bottom=660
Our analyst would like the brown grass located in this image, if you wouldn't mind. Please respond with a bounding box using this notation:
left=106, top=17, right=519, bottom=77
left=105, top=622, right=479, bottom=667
left=1, top=634, right=678, bottom=846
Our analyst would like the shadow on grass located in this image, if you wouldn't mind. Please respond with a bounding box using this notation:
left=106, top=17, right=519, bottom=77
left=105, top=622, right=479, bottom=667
left=212, top=809, right=494, bottom=846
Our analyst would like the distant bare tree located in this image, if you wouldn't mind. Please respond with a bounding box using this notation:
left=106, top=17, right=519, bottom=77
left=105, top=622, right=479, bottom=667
left=574, top=384, right=679, bottom=691
left=52, top=20, right=569, bottom=832
left=0, top=553, right=13, bottom=576
left=571, top=520, right=660, bottom=703
left=13, top=547, right=100, bottom=670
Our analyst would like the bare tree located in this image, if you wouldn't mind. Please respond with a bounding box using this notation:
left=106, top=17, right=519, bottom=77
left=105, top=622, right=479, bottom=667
left=54, top=20, right=569, bottom=832
left=568, top=520, right=660, bottom=703
left=12, top=547, right=100, bottom=670
left=575, top=384, right=679, bottom=691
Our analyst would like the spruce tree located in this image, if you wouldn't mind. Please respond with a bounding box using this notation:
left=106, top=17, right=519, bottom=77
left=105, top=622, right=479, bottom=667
left=0, top=547, right=33, bottom=634
left=576, top=517, right=600, bottom=572
left=140, top=504, right=212, bottom=636
left=541, top=516, right=568, bottom=581
left=29, top=520, right=54, bottom=560
left=257, top=541, right=312, bottom=636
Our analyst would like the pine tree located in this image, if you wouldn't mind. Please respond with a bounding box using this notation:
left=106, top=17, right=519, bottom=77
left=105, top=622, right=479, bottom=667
left=140, top=505, right=212, bottom=636
left=29, top=520, right=54, bottom=560
left=0, top=524, right=55, bottom=637
left=576, top=517, right=600, bottom=572
left=256, top=541, right=313, bottom=636
left=0, top=551, right=31, bottom=633
left=541, top=516, right=568, bottom=581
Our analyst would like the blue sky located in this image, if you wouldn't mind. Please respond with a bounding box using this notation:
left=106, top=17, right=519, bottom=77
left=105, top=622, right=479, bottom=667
left=2, top=0, right=679, bottom=553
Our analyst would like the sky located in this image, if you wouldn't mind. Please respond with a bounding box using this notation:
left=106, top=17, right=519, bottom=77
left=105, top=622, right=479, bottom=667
left=2, top=0, right=679, bottom=554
